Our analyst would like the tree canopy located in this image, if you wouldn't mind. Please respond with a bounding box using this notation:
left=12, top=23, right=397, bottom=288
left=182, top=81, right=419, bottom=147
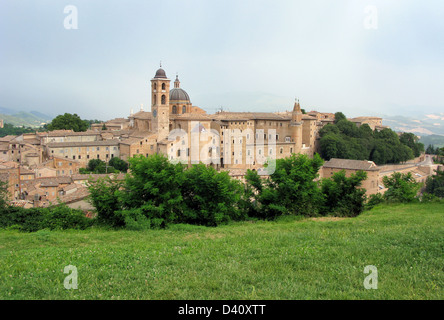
left=319, top=114, right=423, bottom=165
left=45, top=113, right=90, bottom=132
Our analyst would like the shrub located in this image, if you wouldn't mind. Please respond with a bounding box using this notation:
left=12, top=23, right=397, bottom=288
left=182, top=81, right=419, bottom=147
left=40, top=204, right=94, bottom=230
left=382, top=172, right=422, bottom=203
left=0, top=207, right=44, bottom=232
left=320, top=170, right=367, bottom=217
left=245, top=153, right=324, bottom=219
left=87, top=176, right=125, bottom=227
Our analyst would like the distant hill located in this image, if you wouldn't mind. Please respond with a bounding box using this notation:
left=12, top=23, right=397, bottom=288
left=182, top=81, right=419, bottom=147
left=419, top=134, right=444, bottom=148
left=0, top=110, right=53, bottom=128
left=382, top=113, right=444, bottom=136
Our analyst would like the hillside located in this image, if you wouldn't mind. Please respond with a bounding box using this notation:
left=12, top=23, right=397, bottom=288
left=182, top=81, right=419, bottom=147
left=0, top=202, right=442, bottom=300
left=419, top=134, right=444, bottom=148
left=0, top=110, right=52, bottom=128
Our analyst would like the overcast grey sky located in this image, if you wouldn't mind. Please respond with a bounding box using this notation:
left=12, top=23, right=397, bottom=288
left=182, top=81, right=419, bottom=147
left=1, top=0, right=443, bottom=120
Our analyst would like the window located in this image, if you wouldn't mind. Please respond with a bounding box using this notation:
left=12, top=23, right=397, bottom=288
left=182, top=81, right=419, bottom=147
left=182, top=106, right=186, bottom=114
left=280, top=148, right=283, bottom=154
left=87, top=155, right=90, bottom=159
left=97, top=147, right=100, bottom=151
left=161, top=95, right=166, bottom=105
left=285, top=136, right=291, bottom=143
left=172, top=106, right=177, bottom=114
left=154, top=83, right=157, bottom=90
left=162, top=83, right=166, bottom=90
left=97, top=155, right=100, bottom=159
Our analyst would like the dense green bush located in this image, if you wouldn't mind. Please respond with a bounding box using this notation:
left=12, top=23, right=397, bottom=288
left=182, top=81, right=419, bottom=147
left=245, top=153, right=324, bottom=219
left=0, top=204, right=93, bottom=232
left=40, top=204, right=94, bottom=230
left=320, top=170, right=367, bottom=217
left=0, top=207, right=45, bottom=232
left=181, top=164, right=247, bottom=226
left=319, top=113, right=423, bottom=165
left=382, top=172, right=422, bottom=203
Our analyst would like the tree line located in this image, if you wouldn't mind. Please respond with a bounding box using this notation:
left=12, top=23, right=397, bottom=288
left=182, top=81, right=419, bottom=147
left=319, top=112, right=424, bottom=165
left=0, top=153, right=440, bottom=232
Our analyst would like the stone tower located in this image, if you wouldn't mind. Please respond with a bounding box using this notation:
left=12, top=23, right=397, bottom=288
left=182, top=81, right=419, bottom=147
left=151, top=64, right=171, bottom=141
left=291, top=99, right=303, bottom=153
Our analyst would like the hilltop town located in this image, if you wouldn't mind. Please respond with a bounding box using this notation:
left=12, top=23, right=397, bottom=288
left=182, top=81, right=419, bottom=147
left=0, top=67, right=440, bottom=210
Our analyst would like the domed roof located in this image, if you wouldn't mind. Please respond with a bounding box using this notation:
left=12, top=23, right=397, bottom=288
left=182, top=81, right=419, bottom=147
left=170, top=88, right=190, bottom=102
left=154, top=68, right=167, bottom=79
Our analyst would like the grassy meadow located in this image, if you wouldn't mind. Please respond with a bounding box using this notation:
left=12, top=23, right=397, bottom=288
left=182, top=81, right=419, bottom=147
left=0, top=202, right=443, bottom=300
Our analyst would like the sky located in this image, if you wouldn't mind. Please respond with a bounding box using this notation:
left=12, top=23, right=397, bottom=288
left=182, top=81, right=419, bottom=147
left=0, top=0, right=443, bottom=121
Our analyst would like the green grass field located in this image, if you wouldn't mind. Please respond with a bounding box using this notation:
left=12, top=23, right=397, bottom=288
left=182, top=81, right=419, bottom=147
left=0, top=202, right=443, bottom=300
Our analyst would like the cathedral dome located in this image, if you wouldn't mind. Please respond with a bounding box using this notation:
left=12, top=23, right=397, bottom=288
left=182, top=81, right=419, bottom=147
left=154, top=68, right=167, bottom=79
left=170, top=88, right=190, bottom=102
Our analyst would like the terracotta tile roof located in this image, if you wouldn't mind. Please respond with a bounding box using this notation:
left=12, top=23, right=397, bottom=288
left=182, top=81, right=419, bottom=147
left=323, top=158, right=379, bottom=171
left=46, top=140, right=120, bottom=148
left=211, top=112, right=288, bottom=121
left=37, top=130, right=100, bottom=137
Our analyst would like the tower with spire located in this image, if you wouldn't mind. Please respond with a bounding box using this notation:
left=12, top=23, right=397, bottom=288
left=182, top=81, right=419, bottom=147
left=291, top=98, right=303, bottom=153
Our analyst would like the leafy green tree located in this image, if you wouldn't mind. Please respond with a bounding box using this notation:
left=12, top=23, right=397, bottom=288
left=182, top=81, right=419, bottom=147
left=399, top=132, right=424, bottom=157
left=382, top=172, right=422, bottom=203
left=46, top=113, right=89, bottom=132
left=181, top=164, right=246, bottom=226
left=320, top=170, right=367, bottom=217
left=87, top=177, right=124, bottom=227
left=334, top=112, right=347, bottom=124
left=425, top=170, right=444, bottom=198
left=108, top=157, right=129, bottom=173
left=246, top=153, right=324, bottom=219
left=120, top=154, right=185, bottom=228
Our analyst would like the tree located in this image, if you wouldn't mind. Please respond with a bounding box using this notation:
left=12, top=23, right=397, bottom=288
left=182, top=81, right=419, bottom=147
left=320, top=170, right=368, bottom=217
left=399, top=132, right=424, bottom=157
left=108, top=157, right=129, bottom=173
left=181, top=164, right=246, bottom=226
left=46, top=113, right=89, bottom=132
left=334, top=112, right=347, bottom=124
left=425, top=170, right=444, bottom=198
left=120, top=154, right=185, bottom=228
left=245, top=153, right=324, bottom=219
left=87, top=177, right=124, bottom=227
left=382, top=172, right=421, bottom=203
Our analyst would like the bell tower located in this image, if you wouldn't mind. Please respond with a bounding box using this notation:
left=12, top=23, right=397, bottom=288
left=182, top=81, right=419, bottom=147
left=151, top=63, right=171, bottom=141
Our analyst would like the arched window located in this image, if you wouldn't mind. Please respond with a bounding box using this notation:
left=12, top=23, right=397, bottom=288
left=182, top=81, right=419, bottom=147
left=161, top=95, right=166, bottom=105
left=153, top=94, right=156, bottom=105
left=172, top=106, right=177, bottom=114
left=162, top=83, right=166, bottom=90
left=182, top=105, right=186, bottom=114
left=153, top=83, right=157, bottom=90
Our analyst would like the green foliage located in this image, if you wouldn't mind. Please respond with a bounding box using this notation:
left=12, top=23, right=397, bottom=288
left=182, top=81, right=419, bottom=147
left=87, top=176, right=124, bottom=227
left=382, top=172, right=422, bottom=203
left=334, top=112, right=347, bottom=124
left=246, top=153, right=324, bottom=219
left=0, top=123, right=43, bottom=137
left=425, top=170, right=444, bottom=198
left=46, top=113, right=89, bottom=132
left=40, top=204, right=94, bottom=230
left=0, top=207, right=44, bottom=232
left=120, top=154, right=185, bottom=228
left=181, top=164, right=246, bottom=226
left=399, top=132, right=424, bottom=157
left=365, top=193, right=384, bottom=210
left=319, top=113, right=418, bottom=165
left=320, top=170, right=368, bottom=217
left=0, top=204, right=93, bottom=232
left=108, top=157, right=129, bottom=173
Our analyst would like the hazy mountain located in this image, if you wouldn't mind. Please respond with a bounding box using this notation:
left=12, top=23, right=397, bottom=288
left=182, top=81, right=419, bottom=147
left=419, top=134, right=444, bottom=148
left=0, top=110, right=53, bottom=127
left=382, top=113, right=444, bottom=137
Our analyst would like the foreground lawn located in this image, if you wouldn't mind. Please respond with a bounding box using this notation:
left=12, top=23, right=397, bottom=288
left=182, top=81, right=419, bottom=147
left=0, top=202, right=443, bottom=300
